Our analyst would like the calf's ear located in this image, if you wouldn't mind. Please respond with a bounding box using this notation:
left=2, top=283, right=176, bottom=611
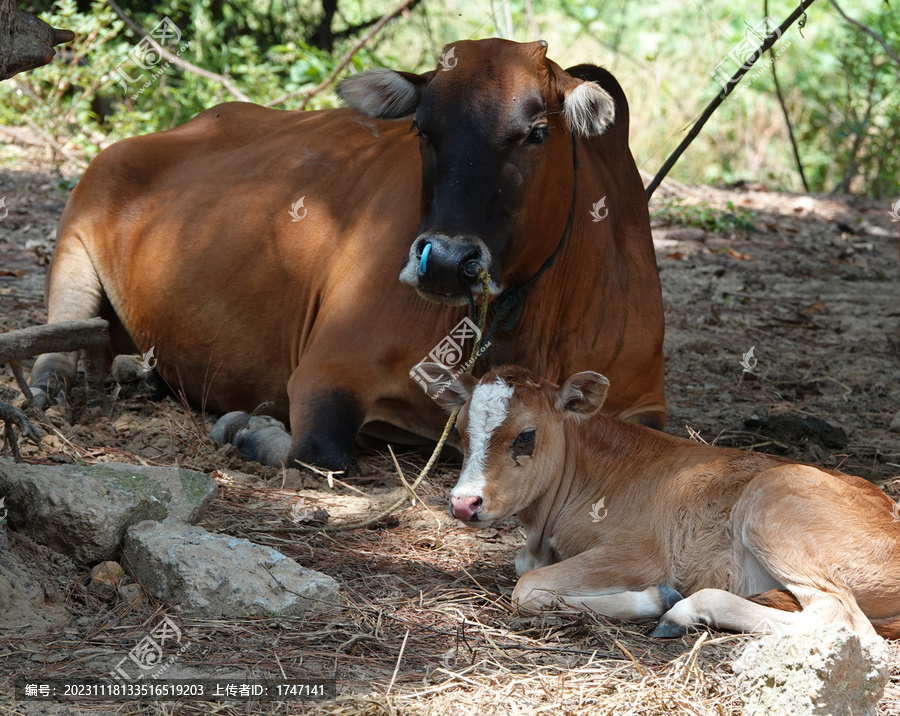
left=337, top=69, right=434, bottom=119
left=411, top=362, right=476, bottom=411
left=555, top=371, right=609, bottom=416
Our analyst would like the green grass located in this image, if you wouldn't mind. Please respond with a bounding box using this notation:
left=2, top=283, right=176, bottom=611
left=651, top=199, right=757, bottom=235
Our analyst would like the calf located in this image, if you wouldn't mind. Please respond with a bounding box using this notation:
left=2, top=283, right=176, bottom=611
left=421, top=362, right=900, bottom=638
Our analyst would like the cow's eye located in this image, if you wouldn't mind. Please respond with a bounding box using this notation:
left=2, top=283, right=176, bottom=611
left=524, top=125, right=548, bottom=145
left=411, top=120, right=429, bottom=141
left=513, top=428, right=536, bottom=450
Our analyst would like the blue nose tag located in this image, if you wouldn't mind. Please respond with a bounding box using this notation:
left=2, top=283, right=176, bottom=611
left=419, top=243, right=432, bottom=274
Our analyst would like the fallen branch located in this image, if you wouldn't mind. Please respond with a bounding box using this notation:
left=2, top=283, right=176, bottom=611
left=0, top=318, right=109, bottom=364
left=0, top=401, right=42, bottom=461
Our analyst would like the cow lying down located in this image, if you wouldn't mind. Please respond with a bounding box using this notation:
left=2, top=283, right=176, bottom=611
left=419, top=362, right=900, bottom=638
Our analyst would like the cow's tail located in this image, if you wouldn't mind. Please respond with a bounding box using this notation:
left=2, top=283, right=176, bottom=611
left=29, top=226, right=106, bottom=399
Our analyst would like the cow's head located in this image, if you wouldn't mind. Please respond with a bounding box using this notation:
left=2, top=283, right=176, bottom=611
left=416, top=362, right=609, bottom=523
left=338, top=39, right=616, bottom=305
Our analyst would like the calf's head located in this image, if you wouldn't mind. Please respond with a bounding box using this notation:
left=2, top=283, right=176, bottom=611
left=338, top=38, right=616, bottom=305
left=417, top=363, right=610, bottom=524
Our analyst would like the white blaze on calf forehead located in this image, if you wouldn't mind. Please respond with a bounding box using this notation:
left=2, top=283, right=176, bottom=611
left=452, top=378, right=515, bottom=496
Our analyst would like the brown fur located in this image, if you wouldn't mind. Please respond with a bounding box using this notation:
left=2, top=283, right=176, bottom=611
left=433, top=364, right=900, bottom=638
left=30, top=39, right=665, bottom=470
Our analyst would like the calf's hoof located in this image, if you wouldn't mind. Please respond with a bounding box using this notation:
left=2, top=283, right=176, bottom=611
left=650, top=619, right=688, bottom=639
left=658, top=585, right=684, bottom=612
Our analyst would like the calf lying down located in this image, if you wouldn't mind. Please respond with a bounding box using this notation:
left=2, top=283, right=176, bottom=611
left=420, top=363, right=900, bottom=638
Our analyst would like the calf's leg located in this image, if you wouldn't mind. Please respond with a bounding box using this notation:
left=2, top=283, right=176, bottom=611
left=513, top=551, right=682, bottom=623
left=651, top=586, right=875, bottom=638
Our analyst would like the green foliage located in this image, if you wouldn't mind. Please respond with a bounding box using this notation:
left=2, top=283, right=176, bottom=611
left=789, top=10, right=900, bottom=197
left=651, top=199, right=756, bottom=236
left=0, top=0, right=396, bottom=162
left=0, top=0, right=125, bottom=157
left=0, top=0, right=897, bottom=199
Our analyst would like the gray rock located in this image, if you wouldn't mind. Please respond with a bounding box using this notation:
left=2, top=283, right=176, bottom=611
left=0, top=461, right=216, bottom=565
left=889, top=412, right=900, bottom=433
left=123, top=521, right=340, bottom=618
left=733, top=625, right=890, bottom=716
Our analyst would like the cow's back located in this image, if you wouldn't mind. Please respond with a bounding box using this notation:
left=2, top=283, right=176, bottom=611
left=50, top=103, right=427, bottom=418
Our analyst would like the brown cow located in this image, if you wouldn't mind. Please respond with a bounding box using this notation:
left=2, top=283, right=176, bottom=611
left=30, top=39, right=665, bottom=471
left=421, top=362, right=900, bottom=638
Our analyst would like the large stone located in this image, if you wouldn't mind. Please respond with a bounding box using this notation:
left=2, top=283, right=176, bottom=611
left=733, top=625, right=890, bottom=716
left=123, top=521, right=340, bottom=618
left=0, top=461, right=217, bottom=565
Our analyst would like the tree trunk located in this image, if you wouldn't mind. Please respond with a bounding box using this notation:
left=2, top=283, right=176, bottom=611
left=0, top=0, right=74, bottom=81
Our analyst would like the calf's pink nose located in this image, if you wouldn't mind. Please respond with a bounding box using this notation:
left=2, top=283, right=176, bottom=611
left=450, top=495, right=482, bottom=520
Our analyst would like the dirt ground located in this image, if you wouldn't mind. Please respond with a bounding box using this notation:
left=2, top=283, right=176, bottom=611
left=1, top=159, right=899, bottom=715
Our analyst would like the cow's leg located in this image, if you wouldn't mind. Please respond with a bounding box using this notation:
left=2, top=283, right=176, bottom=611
left=285, top=383, right=365, bottom=472
left=211, top=371, right=367, bottom=471
left=650, top=585, right=874, bottom=638
left=512, top=552, right=682, bottom=623
left=30, top=235, right=105, bottom=405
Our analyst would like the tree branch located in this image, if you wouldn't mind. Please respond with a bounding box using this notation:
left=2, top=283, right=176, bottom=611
left=105, top=0, right=250, bottom=102
left=646, top=0, right=819, bottom=200
left=766, top=0, right=808, bottom=192
left=0, top=318, right=109, bottom=364
left=266, top=0, right=420, bottom=110
left=828, top=0, right=900, bottom=67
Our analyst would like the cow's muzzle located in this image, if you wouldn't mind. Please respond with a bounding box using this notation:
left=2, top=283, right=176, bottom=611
left=400, top=233, right=502, bottom=305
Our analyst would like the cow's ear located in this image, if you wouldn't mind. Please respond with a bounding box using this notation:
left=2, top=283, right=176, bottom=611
left=555, top=73, right=616, bottom=138
left=412, top=362, right=476, bottom=411
left=337, top=69, right=433, bottom=119
left=555, top=371, right=609, bottom=416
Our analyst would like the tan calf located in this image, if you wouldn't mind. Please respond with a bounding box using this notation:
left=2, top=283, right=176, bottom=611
left=420, top=363, right=900, bottom=638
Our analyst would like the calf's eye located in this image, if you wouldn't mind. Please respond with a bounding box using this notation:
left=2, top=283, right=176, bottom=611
left=511, top=428, right=536, bottom=459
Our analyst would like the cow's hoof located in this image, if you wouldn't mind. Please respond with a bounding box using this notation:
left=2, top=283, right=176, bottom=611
left=29, top=387, right=49, bottom=409
left=657, top=585, right=684, bottom=612
left=650, top=618, right=687, bottom=639
left=210, top=412, right=292, bottom=467
left=210, top=411, right=252, bottom=444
